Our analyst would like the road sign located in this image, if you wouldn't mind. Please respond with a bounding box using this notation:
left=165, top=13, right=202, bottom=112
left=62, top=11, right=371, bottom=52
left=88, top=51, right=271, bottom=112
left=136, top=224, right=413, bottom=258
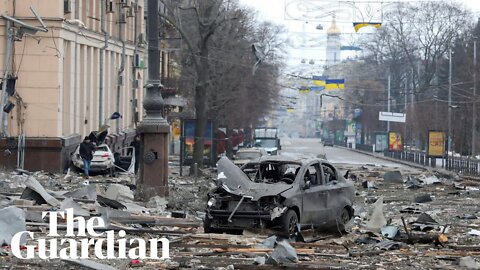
left=379, top=112, right=406, bottom=123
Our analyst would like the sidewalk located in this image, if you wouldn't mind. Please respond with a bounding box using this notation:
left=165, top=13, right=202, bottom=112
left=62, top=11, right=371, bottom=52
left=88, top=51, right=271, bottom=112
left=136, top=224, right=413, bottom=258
left=335, top=145, right=458, bottom=177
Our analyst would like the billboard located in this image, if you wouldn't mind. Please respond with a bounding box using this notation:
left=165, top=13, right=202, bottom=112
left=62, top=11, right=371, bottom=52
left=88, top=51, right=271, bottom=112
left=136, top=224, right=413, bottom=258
left=428, top=131, right=445, bottom=157
left=375, top=133, right=388, bottom=152
left=388, top=132, right=403, bottom=152
left=182, top=119, right=214, bottom=165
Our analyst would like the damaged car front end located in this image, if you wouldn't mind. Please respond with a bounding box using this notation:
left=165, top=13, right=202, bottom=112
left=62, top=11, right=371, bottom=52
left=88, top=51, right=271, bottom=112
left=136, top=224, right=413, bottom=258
left=205, top=157, right=300, bottom=235
left=205, top=156, right=355, bottom=236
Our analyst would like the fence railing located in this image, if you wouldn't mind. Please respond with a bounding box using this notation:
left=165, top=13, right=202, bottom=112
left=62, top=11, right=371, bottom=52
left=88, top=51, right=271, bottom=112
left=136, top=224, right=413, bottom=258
left=341, top=143, right=480, bottom=176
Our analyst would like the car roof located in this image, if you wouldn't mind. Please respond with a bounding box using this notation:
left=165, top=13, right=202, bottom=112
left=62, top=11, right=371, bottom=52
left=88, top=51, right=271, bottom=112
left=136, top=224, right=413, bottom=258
left=257, top=155, right=329, bottom=166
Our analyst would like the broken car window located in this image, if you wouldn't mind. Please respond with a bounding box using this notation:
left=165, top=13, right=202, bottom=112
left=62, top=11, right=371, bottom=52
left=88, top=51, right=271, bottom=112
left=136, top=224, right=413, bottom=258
left=304, top=164, right=320, bottom=185
left=322, top=163, right=337, bottom=184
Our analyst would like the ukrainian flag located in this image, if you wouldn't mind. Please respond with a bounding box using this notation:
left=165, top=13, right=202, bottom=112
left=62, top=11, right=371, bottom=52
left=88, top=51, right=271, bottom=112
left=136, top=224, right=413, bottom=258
left=287, top=107, right=294, bottom=113
left=299, top=86, right=311, bottom=94
left=310, top=86, right=325, bottom=92
left=325, top=79, right=345, bottom=90
left=312, top=76, right=326, bottom=87
left=353, top=22, right=382, bottom=32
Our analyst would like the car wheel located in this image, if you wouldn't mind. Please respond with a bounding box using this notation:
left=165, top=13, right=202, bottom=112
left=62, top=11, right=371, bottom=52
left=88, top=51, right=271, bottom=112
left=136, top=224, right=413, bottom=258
left=203, top=217, right=222, bottom=234
left=281, top=209, right=298, bottom=238
left=337, top=207, right=351, bottom=231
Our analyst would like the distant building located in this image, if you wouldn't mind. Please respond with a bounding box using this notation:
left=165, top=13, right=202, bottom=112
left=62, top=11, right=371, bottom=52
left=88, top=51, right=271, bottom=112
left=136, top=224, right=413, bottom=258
left=0, top=0, right=155, bottom=172
left=325, top=15, right=341, bottom=68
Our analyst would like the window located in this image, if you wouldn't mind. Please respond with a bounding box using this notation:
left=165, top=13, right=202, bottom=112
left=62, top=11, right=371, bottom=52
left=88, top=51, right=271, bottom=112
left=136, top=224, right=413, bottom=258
left=322, top=163, right=337, bottom=184
left=304, top=164, right=319, bottom=185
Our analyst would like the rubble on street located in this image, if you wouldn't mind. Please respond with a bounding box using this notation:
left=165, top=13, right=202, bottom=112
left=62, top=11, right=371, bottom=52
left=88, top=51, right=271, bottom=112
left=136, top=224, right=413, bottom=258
left=0, top=157, right=480, bottom=269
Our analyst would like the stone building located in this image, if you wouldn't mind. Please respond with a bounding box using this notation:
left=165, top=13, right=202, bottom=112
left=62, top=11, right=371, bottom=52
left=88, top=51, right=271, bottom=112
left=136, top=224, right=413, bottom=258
left=0, top=0, right=152, bottom=172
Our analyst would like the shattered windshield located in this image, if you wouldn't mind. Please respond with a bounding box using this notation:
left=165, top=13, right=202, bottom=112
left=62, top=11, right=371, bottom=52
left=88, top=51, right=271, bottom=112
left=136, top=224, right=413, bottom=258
left=256, top=162, right=301, bottom=184
left=216, top=157, right=293, bottom=201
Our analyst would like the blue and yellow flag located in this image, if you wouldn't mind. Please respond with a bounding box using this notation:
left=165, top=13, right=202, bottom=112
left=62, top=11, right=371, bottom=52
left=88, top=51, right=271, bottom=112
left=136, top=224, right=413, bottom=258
left=312, top=76, right=326, bottom=87
left=353, top=22, right=382, bottom=32
left=310, top=86, right=325, bottom=92
left=325, top=79, right=345, bottom=90
left=299, top=86, right=311, bottom=94
left=287, top=107, right=294, bottom=113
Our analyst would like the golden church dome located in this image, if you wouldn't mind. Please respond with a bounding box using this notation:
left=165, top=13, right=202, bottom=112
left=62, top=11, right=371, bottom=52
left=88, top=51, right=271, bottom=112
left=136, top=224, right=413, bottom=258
left=327, top=15, right=341, bottom=35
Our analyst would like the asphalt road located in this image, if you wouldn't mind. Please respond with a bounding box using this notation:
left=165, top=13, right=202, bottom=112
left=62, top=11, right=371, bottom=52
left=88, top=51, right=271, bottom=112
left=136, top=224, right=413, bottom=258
left=280, top=138, right=405, bottom=168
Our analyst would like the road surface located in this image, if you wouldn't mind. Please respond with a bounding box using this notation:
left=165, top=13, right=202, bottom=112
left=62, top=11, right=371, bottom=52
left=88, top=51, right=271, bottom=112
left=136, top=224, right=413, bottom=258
left=280, top=138, right=405, bottom=168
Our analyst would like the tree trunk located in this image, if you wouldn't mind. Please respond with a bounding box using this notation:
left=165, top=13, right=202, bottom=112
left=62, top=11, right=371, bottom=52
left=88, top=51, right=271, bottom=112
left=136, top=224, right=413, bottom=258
left=191, top=46, right=209, bottom=174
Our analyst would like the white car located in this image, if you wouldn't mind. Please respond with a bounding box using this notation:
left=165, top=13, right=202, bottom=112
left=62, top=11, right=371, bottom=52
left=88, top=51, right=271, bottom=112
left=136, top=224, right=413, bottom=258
left=233, top=148, right=267, bottom=167
left=72, top=144, right=115, bottom=175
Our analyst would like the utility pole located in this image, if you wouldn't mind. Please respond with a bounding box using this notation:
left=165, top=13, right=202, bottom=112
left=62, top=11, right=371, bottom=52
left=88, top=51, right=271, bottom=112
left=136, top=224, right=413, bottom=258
left=448, top=47, right=452, bottom=168
left=472, top=39, right=477, bottom=157
left=404, top=75, right=407, bottom=148
left=387, top=72, right=391, bottom=132
left=137, top=0, right=170, bottom=198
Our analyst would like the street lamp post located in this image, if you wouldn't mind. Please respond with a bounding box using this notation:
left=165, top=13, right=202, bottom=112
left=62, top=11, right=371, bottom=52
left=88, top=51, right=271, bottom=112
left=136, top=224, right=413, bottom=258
left=472, top=39, right=477, bottom=157
left=448, top=47, right=452, bottom=169
left=136, top=0, right=170, bottom=199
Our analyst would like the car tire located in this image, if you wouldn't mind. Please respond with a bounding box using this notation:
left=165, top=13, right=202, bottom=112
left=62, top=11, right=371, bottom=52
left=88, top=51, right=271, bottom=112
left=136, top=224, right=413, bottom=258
left=203, top=217, right=222, bottom=234
left=336, top=207, right=352, bottom=232
left=281, top=209, right=298, bottom=238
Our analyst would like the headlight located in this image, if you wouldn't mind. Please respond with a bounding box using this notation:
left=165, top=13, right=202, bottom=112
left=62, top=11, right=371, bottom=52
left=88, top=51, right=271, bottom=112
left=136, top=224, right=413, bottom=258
left=207, top=198, right=216, bottom=207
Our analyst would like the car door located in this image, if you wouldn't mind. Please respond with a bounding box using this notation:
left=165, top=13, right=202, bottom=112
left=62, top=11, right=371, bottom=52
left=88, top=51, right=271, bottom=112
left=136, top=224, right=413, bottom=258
left=301, top=162, right=328, bottom=225
left=320, top=162, right=346, bottom=225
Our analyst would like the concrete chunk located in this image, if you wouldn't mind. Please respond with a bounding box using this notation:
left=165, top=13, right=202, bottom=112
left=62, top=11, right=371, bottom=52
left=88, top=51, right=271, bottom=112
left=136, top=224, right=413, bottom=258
left=63, top=185, right=97, bottom=201
left=365, top=196, right=387, bottom=232
left=383, top=171, right=403, bottom=184
left=147, top=196, right=168, bottom=211
left=60, top=197, right=90, bottom=217
left=105, top=184, right=134, bottom=202
left=267, top=239, right=298, bottom=265
left=0, top=206, right=26, bottom=246
left=20, top=176, right=60, bottom=207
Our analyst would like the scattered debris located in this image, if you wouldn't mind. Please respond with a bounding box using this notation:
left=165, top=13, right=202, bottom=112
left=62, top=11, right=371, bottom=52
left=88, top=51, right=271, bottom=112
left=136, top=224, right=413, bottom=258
left=459, top=256, right=480, bottom=269
left=20, top=176, right=60, bottom=206
left=266, top=239, right=298, bottom=265
left=62, top=258, right=119, bottom=270
left=383, top=171, right=403, bottom=184
left=365, top=196, right=387, bottom=232
left=0, top=206, right=26, bottom=246
left=413, top=193, right=433, bottom=203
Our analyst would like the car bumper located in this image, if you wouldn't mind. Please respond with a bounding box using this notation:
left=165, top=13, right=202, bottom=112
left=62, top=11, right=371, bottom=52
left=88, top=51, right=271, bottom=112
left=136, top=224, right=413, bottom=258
left=73, top=161, right=113, bottom=171
left=206, top=209, right=273, bottom=230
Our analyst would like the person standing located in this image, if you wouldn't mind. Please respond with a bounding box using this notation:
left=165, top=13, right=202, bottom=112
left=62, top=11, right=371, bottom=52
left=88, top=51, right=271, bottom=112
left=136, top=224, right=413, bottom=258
left=79, top=136, right=95, bottom=179
left=129, top=135, right=141, bottom=173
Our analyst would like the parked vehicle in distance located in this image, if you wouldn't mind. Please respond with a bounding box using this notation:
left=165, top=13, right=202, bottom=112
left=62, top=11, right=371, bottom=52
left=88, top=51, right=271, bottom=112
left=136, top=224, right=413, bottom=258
left=205, top=156, right=355, bottom=237
left=233, top=147, right=267, bottom=167
left=323, top=138, right=334, bottom=147
left=253, top=127, right=281, bottom=155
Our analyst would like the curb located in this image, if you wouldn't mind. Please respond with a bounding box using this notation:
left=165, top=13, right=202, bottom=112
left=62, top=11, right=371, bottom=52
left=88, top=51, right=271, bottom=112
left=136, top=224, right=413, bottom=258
left=334, top=145, right=433, bottom=171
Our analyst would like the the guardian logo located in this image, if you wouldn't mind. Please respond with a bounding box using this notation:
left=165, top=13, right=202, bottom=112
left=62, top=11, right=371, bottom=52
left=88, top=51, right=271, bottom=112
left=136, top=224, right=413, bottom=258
left=11, top=208, right=170, bottom=260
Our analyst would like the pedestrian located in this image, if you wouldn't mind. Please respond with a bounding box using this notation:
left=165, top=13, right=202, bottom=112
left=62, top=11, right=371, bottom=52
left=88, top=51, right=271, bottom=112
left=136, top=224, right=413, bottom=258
left=79, top=136, right=95, bottom=179
left=129, top=135, right=141, bottom=173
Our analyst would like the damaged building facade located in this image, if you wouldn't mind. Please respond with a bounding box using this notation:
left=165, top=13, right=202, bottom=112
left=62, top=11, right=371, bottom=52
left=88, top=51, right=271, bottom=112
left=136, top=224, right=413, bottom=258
left=0, top=0, right=176, bottom=172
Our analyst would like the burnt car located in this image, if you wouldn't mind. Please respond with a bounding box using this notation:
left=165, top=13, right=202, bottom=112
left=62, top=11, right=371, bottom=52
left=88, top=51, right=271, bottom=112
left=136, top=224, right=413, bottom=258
left=204, top=156, right=355, bottom=236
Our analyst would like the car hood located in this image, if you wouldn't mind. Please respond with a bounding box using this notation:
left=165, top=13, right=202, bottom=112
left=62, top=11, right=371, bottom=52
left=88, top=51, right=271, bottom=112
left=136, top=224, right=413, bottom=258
left=216, top=157, right=292, bottom=201
left=264, top=147, right=278, bottom=152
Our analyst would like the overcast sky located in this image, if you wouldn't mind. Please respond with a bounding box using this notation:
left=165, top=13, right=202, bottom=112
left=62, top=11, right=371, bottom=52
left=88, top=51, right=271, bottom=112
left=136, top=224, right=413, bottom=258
left=239, top=0, right=480, bottom=75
